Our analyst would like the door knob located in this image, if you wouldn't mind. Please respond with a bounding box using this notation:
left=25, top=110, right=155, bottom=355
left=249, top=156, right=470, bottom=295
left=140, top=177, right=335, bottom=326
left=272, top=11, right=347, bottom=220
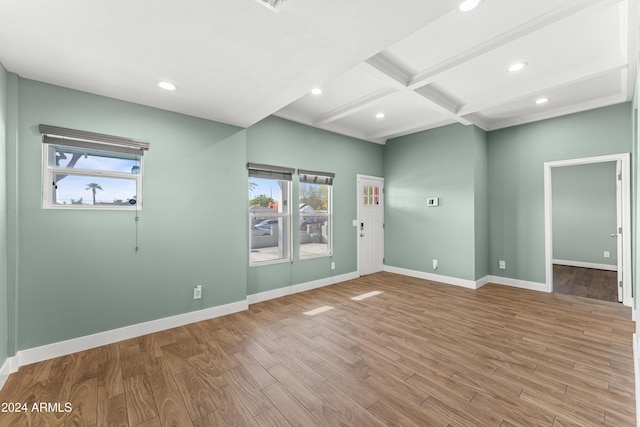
left=611, top=234, right=617, bottom=237
left=360, top=233, right=365, bottom=237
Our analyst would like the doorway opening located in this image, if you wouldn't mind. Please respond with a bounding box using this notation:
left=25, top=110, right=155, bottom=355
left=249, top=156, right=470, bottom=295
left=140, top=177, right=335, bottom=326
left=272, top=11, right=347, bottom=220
left=544, top=154, right=631, bottom=306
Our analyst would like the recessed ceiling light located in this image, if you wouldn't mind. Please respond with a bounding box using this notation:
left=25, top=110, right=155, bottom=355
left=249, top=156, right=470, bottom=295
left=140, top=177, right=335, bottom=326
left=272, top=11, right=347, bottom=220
left=158, top=81, right=178, bottom=91
left=311, top=88, right=323, bottom=95
left=459, top=0, right=481, bottom=12
left=535, top=97, right=549, bottom=104
left=256, top=0, right=287, bottom=13
left=376, top=112, right=385, bottom=119
left=507, top=62, right=528, bottom=72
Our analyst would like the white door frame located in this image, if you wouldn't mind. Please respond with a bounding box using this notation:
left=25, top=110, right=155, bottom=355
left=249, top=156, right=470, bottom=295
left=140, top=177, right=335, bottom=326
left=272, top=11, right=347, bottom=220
left=356, top=174, right=385, bottom=276
left=543, top=153, right=632, bottom=306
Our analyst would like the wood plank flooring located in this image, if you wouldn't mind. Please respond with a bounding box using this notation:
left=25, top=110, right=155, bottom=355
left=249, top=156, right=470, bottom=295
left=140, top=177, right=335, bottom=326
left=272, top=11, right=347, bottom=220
left=554, top=264, right=618, bottom=302
left=0, top=272, right=635, bottom=426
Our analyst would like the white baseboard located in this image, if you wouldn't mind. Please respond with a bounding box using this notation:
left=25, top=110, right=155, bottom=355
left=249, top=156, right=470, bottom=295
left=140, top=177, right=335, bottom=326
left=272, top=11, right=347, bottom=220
left=553, top=259, right=617, bottom=271
left=383, top=266, right=484, bottom=289
left=0, top=356, right=15, bottom=391
left=488, top=275, right=549, bottom=293
left=247, top=271, right=359, bottom=305
left=5, top=299, right=248, bottom=375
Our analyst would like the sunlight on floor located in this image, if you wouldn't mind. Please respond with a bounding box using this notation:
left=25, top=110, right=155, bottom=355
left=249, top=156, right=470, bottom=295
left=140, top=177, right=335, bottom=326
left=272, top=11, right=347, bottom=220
left=351, top=290, right=383, bottom=301
left=303, top=306, right=334, bottom=316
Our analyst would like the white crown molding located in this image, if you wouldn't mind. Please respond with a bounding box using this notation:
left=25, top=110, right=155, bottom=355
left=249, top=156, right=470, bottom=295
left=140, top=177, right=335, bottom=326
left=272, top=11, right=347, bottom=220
left=365, top=116, right=456, bottom=141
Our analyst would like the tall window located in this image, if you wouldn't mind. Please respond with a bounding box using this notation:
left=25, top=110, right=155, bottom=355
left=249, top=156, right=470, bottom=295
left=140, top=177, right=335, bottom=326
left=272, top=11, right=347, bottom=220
left=40, top=125, right=148, bottom=209
left=248, top=163, right=293, bottom=265
left=298, top=169, right=333, bottom=259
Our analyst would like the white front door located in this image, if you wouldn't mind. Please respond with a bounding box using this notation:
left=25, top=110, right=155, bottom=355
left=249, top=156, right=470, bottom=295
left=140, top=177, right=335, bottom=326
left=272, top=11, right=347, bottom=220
left=357, top=175, right=384, bottom=276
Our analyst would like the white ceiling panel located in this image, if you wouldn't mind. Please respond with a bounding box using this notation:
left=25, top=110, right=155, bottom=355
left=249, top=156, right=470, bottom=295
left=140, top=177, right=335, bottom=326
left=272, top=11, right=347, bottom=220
left=331, top=91, right=452, bottom=138
left=276, top=67, right=389, bottom=122
left=476, top=71, right=625, bottom=129
left=383, top=0, right=579, bottom=75
left=1, top=0, right=636, bottom=141
left=434, top=2, right=624, bottom=103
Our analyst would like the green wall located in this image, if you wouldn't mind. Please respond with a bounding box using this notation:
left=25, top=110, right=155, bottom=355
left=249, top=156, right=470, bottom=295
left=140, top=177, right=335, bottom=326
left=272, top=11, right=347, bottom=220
left=552, top=162, right=617, bottom=266
left=383, top=124, right=487, bottom=281
left=488, top=103, right=632, bottom=284
left=0, top=63, right=8, bottom=367
left=245, top=116, right=383, bottom=295
left=0, top=74, right=635, bottom=355
left=11, top=79, right=248, bottom=350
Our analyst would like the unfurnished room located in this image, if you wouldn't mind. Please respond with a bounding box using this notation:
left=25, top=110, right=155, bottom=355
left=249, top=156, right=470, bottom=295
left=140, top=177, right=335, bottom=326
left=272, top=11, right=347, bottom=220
left=0, top=0, right=639, bottom=426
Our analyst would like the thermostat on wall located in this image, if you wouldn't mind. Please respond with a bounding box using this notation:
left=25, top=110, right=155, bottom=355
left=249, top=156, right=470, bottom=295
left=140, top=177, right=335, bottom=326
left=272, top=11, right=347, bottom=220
left=427, top=197, right=439, bottom=207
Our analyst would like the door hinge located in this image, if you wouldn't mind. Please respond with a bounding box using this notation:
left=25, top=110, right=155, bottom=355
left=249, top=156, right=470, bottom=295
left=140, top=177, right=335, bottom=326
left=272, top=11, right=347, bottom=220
left=383, top=258, right=385, bottom=264
left=619, top=227, right=622, bottom=234
left=382, top=223, right=385, bottom=229
left=619, top=281, right=623, bottom=288
left=618, top=172, right=622, bottom=181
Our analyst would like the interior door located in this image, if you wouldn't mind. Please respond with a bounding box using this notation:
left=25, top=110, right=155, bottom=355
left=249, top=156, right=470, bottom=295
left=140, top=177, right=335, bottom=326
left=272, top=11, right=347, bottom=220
left=358, top=175, right=384, bottom=276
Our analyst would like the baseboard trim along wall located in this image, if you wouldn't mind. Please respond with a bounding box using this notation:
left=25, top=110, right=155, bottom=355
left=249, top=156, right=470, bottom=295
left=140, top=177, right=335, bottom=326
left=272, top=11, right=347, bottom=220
left=553, top=259, right=617, bottom=271
left=247, top=271, right=359, bottom=305
left=383, top=265, right=548, bottom=294
left=0, top=357, right=15, bottom=391
left=383, top=266, right=486, bottom=289
left=0, top=271, right=360, bottom=392
left=3, top=299, right=249, bottom=378
left=487, top=275, right=549, bottom=293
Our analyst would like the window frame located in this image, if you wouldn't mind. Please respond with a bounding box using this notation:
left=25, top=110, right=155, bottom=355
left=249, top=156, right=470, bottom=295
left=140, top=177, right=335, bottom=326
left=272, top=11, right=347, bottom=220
left=298, top=182, right=333, bottom=260
left=248, top=173, right=293, bottom=267
left=41, top=143, right=143, bottom=210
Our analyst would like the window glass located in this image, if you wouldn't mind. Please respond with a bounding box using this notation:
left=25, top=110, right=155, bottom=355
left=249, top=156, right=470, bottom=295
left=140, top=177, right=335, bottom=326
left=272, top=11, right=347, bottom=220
left=51, top=146, right=140, bottom=173
left=43, top=144, right=142, bottom=209
left=52, top=174, right=137, bottom=206
left=299, top=182, right=331, bottom=258
left=249, top=177, right=291, bottom=264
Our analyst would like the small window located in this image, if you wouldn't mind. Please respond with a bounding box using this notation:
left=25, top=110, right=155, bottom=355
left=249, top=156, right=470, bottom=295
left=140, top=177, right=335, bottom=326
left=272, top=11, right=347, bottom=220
left=248, top=163, right=294, bottom=265
left=298, top=170, right=333, bottom=259
left=39, top=125, right=148, bottom=210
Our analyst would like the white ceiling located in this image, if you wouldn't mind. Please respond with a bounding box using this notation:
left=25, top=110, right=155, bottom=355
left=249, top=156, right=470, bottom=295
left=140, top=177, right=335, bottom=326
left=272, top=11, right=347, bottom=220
left=0, top=0, right=637, bottom=144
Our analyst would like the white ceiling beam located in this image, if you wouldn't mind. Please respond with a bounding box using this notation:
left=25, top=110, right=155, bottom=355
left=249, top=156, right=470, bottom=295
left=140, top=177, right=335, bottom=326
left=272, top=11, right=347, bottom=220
left=406, top=0, right=626, bottom=90
left=412, top=85, right=474, bottom=126
left=361, top=54, right=412, bottom=90
left=312, top=87, right=396, bottom=126
left=457, top=57, right=627, bottom=116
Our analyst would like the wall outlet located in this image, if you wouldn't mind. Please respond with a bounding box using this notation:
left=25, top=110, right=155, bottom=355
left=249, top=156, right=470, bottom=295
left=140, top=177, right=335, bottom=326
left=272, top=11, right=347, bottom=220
left=432, top=259, right=438, bottom=270
left=499, top=260, right=506, bottom=270
left=193, top=285, right=202, bottom=300
left=604, top=251, right=611, bottom=258
left=331, top=262, right=336, bottom=270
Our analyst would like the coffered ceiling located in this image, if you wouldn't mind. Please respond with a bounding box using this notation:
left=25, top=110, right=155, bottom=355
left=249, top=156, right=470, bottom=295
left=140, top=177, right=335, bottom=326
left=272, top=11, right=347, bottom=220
left=0, top=0, right=637, bottom=144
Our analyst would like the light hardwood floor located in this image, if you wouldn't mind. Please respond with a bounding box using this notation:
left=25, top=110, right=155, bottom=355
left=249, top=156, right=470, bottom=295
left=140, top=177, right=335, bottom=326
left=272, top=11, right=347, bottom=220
left=0, top=272, right=635, bottom=426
